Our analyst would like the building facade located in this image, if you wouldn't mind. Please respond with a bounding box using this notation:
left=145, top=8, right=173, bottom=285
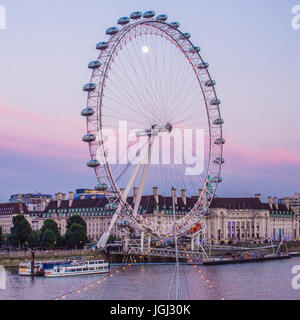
left=280, top=193, right=300, bottom=216
left=29, top=189, right=300, bottom=244
left=9, top=193, right=53, bottom=212
left=0, top=203, right=30, bottom=234
left=204, top=195, right=299, bottom=243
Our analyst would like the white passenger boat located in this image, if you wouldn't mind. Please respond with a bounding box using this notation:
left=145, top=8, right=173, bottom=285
left=44, top=259, right=110, bottom=277
left=18, top=262, right=45, bottom=276
left=18, top=260, right=71, bottom=276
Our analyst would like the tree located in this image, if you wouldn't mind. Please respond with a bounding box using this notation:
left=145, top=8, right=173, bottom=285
left=66, top=215, right=87, bottom=232
left=40, top=229, right=57, bottom=249
left=10, top=215, right=32, bottom=249
left=28, top=230, right=41, bottom=248
left=40, top=219, right=61, bottom=247
left=107, top=235, right=117, bottom=244
left=64, top=223, right=87, bottom=249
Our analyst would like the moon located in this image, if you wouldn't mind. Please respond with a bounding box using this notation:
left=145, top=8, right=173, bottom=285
left=142, top=46, right=149, bottom=54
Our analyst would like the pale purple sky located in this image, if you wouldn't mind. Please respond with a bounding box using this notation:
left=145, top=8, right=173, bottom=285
left=0, top=0, right=299, bottom=201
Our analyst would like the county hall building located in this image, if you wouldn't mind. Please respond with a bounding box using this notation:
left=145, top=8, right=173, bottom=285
left=24, top=188, right=300, bottom=244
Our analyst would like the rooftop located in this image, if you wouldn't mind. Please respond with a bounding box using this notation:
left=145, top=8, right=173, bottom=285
left=42, top=195, right=294, bottom=216
left=0, top=203, right=30, bottom=215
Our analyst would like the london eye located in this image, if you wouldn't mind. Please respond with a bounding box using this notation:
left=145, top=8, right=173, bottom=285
left=81, top=11, right=225, bottom=248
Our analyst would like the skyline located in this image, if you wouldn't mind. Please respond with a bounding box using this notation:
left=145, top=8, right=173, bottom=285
left=0, top=0, right=300, bottom=201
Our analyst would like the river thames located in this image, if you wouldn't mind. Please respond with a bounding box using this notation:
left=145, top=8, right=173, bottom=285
left=1, top=258, right=300, bottom=300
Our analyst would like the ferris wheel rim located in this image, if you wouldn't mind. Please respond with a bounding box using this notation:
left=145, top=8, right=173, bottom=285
left=83, top=13, right=224, bottom=238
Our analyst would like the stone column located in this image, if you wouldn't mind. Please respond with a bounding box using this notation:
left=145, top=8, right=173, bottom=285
left=196, top=233, right=200, bottom=248
left=141, top=232, right=144, bottom=252
left=124, top=237, right=129, bottom=251
left=147, top=236, right=151, bottom=249
left=223, top=219, right=227, bottom=241
left=247, top=220, right=249, bottom=239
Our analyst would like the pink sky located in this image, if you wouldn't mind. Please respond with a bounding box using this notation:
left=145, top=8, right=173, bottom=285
left=0, top=1, right=299, bottom=201
left=1, top=102, right=300, bottom=176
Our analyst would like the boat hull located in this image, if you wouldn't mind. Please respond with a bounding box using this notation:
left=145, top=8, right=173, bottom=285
left=44, top=269, right=110, bottom=277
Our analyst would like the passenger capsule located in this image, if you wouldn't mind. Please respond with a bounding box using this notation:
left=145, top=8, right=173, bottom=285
left=83, top=83, right=96, bottom=92
left=95, top=183, right=108, bottom=191
left=88, top=60, right=101, bottom=69
left=105, top=203, right=118, bottom=210
left=204, top=80, right=216, bottom=87
left=130, top=11, right=143, bottom=19
left=211, top=176, right=223, bottom=183
left=96, top=42, right=109, bottom=50
left=189, top=46, right=200, bottom=53
left=198, top=62, right=209, bottom=69
left=143, top=11, right=155, bottom=19
left=169, top=22, right=180, bottom=28
left=214, top=138, right=226, bottom=145
left=87, top=159, right=100, bottom=168
left=106, top=27, right=119, bottom=36
left=213, top=118, right=224, bottom=125
left=117, top=219, right=130, bottom=228
left=179, top=32, right=191, bottom=40
left=81, top=108, right=95, bottom=117
left=118, top=17, right=130, bottom=25
left=214, top=158, right=225, bottom=165
left=210, top=99, right=221, bottom=106
left=156, top=14, right=168, bottom=21
left=82, top=134, right=96, bottom=142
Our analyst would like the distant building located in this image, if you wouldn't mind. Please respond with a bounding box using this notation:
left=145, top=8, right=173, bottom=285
left=9, top=193, right=53, bottom=212
left=208, top=194, right=299, bottom=243
left=30, top=189, right=300, bottom=244
left=280, top=193, right=300, bottom=216
left=74, top=189, right=106, bottom=200
left=0, top=203, right=29, bottom=234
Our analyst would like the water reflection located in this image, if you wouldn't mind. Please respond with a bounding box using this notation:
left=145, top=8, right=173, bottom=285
left=0, top=258, right=300, bottom=300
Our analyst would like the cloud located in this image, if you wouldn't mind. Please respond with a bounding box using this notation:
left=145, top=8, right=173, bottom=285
left=224, top=139, right=300, bottom=170
left=0, top=102, right=86, bottom=159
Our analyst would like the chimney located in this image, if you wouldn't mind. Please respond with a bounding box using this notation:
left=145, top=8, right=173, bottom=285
left=273, top=197, right=278, bottom=210
left=120, top=188, right=125, bottom=195
left=181, top=189, right=187, bottom=206
left=267, top=196, right=272, bottom=208
left=153, top=187, right=159, bottom=204
left=69, top=192, right=74, bottom=207
left=133, top=187, right=138, bottom=204
left=171, top=187, right=177, bottom=205
left=62, top=193, right=66, bottom=201
left=254, top=193, right=262, bottom=202
left=55, top=193, right=59, bottom=201
left=199, top=189, right=203, bottom=196
left=284, top=198, right=290, bottom=210
left=57, top=192, right=63, bottom=207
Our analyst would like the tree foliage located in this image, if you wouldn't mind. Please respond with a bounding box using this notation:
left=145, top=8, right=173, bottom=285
left=28, top=230, right=41, bottom=248
left=64, top=220, right=87, bottom=249
left=107, top=235, right=118, bottom=244
left=66, top=215, right=87, bottom=232
left=10, top=215, right=32, bottom=249
left=40, top=229, right=57, bottom=248
left=40, top=219, right=61, bottom=247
